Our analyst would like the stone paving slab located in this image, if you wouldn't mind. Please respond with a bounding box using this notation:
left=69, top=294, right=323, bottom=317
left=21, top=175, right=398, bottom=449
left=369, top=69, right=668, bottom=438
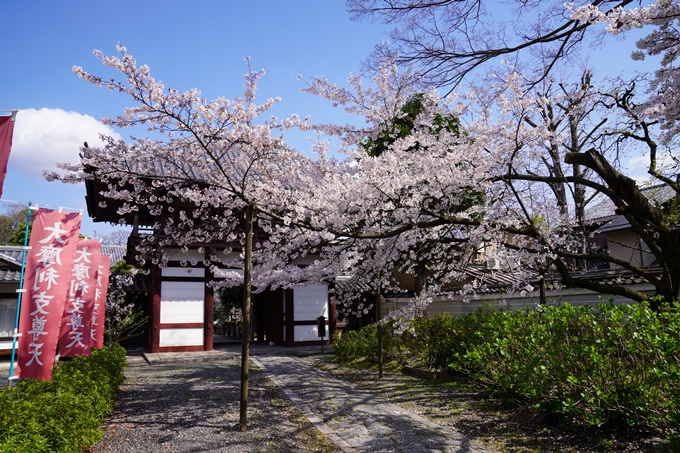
left=142, top=349, right=237, bottom=366
left=253, top=355, right=491, bottom=453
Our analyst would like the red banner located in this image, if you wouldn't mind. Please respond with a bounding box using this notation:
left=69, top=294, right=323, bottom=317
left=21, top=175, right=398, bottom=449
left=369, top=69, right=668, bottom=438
left=16, top=208, right=82, bottom=380
left=58, top=239, right=101, bottom=357
left=91, top=254, right=110, bottom=349
left=0, top=115, right=15, bottom=199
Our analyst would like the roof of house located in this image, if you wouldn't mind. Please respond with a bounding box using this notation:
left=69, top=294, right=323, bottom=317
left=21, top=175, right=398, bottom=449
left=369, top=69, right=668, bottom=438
left=0, top=269, right=22, bottom=284
left=0, top=247, right=24, bottom=268
left=102, top=245, right=127, bottom=265
left=83, top=144, right=307, bottom=226
left=585, top=183, right=676, bottom=222
left=586, top=184, right=676, bottom=229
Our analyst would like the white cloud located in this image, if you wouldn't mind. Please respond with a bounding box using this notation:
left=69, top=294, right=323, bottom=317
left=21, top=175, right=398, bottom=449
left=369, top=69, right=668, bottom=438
left=622, top=150, right=679, bottom=185
left=8, top=108, right=122, bottom=178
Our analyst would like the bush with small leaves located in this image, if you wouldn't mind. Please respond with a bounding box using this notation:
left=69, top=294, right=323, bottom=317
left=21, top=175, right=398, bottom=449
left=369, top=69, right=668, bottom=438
left=0, top=345, right=127, bottom=452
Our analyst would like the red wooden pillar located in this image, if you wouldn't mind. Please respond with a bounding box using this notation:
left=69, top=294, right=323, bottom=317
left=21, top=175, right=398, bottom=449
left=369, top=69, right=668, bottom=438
left=204, top=262, right=214, bottom=351
left=150, top=263, right=161, bottom=353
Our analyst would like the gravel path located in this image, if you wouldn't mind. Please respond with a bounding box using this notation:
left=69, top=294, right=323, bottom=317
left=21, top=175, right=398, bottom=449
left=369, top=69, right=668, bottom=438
left=254, top=355, right=489, bottom=452
left=88, top=345, right=664, bottom=453
left=91, top=357, right=338, bottom=453
left=91, top=347, right=488, bottom=453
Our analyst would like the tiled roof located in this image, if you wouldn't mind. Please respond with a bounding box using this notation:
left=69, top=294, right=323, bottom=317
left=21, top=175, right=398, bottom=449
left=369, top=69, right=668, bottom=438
left=0, top=269, right=22, bottom=283
left=102, top=245, right=127, bottom=265
left=0, top=247, right=25, bottom=268
left=463, top=264, right=533, bottom=287
left=585, top=183, right=676, bottom=223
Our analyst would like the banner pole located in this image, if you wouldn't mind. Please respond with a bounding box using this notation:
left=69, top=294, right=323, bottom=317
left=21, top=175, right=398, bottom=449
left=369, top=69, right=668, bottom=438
left=8, top=204, right=34, bottom=383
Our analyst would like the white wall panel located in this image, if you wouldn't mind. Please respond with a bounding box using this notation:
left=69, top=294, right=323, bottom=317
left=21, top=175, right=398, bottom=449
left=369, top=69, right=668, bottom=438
left=161, top=267, right=205, bottom=278
left=161, top=281, right=204, bottom=301
left=293, top=285, right=328, bottom=321
left=164, top=248, right=205, bottom=262
left=160, top=281, right=204, bottom=323
left=159, top=328, right=204, bottom=347
left=160, top=301, right=204, bottom=323
left=294, top=325, right=328, bottom=342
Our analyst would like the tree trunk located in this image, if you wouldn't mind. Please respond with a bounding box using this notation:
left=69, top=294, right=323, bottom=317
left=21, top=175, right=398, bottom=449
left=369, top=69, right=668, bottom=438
left=414, top=261, right=427, bottom=296
left=376, top=279, right=383, bottom=380
left=239, top=204, right=254, bottom=432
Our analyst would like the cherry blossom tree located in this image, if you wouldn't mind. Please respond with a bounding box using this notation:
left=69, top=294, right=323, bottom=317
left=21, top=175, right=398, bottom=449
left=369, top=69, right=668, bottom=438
left=282, top=58, right=680, bottom=311
left=334, top=1, right=680, bottom=308
left=49, top=44, right=317, bottom=432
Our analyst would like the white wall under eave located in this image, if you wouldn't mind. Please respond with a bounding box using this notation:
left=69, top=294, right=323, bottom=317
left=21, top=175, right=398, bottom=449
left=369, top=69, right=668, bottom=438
left=293, top=285, right=328, bottom=321
left=383, top=283, right=656, bottom=318
left=160, top=281, right=204, bottom=324
left=159, top=328, right=204, bottom=347
left=162, top=267, right=205, bottom=278
left=164, top=248, right=205, bottom=262
left=294, top=325, right=328, bottom=342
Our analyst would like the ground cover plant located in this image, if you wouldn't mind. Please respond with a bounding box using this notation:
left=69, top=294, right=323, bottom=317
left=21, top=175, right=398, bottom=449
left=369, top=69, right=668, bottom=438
left=334, top=301, right=680, bottom=443
left=0, top=345, right=127, bottom=452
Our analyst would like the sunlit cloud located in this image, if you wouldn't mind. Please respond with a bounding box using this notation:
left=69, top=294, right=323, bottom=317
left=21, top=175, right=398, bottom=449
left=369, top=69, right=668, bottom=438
left=622, top=149, right=679, bottom=186
left=9, top=108, right=121, bottom=178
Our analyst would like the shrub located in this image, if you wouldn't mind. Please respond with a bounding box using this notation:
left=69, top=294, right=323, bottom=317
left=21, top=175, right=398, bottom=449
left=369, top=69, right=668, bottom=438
left=334, top=321, right=403, bottom=364
left=334, top=301, right=680, bottom=439
left=0, top=345, right=127, bottom=452
left=458, top=301, right=680, bottom=435
left=400, top=306, right=502, bottom=372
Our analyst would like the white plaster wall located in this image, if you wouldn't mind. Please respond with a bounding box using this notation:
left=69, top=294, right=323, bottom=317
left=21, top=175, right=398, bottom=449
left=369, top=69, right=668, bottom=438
left=161, top=267, right=205, bottom=278
left=164, top=248, right=205, bottom=262
left=159, top=328, right=204, bottom=347
left=294, top=325, right=328, bottom=342
left=293, top=285, right=328, bottom=321
left=160, top=281, right=204, bottom=323
left=383, top=283, right=656, bottom=318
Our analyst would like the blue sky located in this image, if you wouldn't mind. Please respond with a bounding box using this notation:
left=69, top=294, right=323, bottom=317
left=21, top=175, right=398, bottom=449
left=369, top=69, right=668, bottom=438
left=0, top=1, right=390, bottom=237
left=0, top=1, right=652, bottom=237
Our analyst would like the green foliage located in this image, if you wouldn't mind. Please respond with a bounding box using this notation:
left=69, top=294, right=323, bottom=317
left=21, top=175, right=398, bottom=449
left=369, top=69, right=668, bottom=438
left=105, top=303, right=148, bottom=347
left=456, top=300, right=680, bottom=435
left=359, top=92, right=460, bottom=157
left=0, top=345, right=127, bottom=452
left=334, top=321, right=403, bottom=364
left=105, top=270, right=148, bottom=347
left=335, top=301, right=680, bottom=439
left=0, top=207, right=29, bottom=245
left=216, top=284, right=243, bottom=323
left=8, top=220, right=32, bottom=246
left=110, top=260, right=134, bottom=273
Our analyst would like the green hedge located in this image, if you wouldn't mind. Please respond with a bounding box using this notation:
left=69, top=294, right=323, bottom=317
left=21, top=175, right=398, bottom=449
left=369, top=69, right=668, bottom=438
left=0, top=345, right=127, bottom=452
left=334, top=301, right=680, bottom=438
